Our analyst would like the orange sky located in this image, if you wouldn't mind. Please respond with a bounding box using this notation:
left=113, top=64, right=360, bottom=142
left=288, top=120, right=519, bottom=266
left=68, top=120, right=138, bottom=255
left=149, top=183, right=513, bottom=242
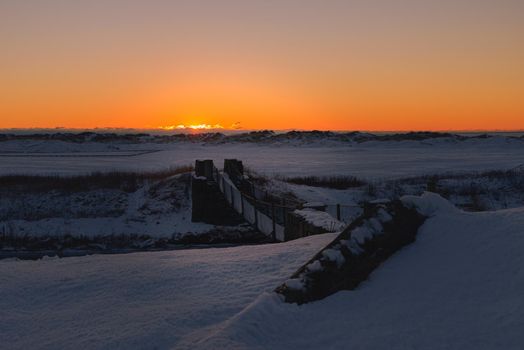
left=1, top=0, right=523, bottom=131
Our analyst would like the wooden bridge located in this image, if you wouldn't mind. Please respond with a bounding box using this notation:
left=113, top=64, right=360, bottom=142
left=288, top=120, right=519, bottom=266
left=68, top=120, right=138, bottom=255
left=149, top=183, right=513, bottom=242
left=191, top=159, right=355, bottom=242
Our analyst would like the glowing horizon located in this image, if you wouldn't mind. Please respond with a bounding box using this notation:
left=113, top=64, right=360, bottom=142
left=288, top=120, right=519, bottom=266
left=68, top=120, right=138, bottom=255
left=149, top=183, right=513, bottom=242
left=159, top=124, right=224, bottom=131
left=1, top=1, right=522, bottom=131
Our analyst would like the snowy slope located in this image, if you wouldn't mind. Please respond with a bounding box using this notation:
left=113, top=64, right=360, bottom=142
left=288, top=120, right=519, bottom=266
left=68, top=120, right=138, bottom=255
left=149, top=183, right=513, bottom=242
left=181, top=196, right=524, bottom=349
left=0, top=233, right=336, bottom=350
left=0, top=174, right=212, bottom=239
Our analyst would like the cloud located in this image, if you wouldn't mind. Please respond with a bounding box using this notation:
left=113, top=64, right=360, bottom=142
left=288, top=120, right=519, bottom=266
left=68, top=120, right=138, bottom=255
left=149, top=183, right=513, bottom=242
left=230, top=122, right=242, bottom=129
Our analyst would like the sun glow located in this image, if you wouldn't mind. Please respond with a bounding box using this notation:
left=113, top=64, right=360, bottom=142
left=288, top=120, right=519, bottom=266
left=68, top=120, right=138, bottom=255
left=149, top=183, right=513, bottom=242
left=159, top=124, right=224, bottom=131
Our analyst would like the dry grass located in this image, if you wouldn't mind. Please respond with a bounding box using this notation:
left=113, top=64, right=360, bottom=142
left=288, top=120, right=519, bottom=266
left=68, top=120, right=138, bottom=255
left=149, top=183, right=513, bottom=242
left=0, top=165, right=193, bottom=193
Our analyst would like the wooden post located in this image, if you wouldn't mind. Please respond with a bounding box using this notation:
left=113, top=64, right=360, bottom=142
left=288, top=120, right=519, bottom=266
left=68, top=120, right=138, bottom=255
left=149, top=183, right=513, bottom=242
left=195, top=160, right=204, bottom=177
left=195, top=160, right=214, bottom=179
left=337, top=204, right=341, bottom=221
left=204, top=160, right=213, bottom=179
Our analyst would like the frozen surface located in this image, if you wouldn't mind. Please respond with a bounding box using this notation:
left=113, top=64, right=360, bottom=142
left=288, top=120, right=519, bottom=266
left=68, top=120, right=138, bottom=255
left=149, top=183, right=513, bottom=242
left=2, top=138, right=524, bottom=179
left=181, top=197, right=524, bottom=349
left=0, top=233, right=336, bottom=350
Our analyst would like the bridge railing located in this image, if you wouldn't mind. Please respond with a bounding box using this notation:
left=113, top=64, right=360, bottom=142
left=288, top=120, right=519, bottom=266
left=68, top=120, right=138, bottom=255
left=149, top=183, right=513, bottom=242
left=211, top=165, right=361, bottom=241
left=325, top=204, right=363, bottom=224
left=213, top=166, right=300, bottom=241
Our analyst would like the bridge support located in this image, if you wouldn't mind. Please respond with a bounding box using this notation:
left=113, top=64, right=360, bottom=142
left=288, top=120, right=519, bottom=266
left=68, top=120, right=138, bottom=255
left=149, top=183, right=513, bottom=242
left=191, top=160, right=245, bottom=226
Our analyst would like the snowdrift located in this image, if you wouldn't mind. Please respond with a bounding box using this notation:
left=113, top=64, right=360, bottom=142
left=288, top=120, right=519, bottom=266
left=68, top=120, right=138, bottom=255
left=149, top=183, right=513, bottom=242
left=0, top=233, right=337, bottom=349
left=183, top=193, right=524, bottom=349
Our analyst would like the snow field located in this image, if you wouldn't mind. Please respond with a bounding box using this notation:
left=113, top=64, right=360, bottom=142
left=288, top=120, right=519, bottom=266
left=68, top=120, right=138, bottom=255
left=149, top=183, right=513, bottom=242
left=2, top=139, right=524, bottom=179
left=180, top=194, right=524, bottom=349
left=0, top=233, right=336, bottom=349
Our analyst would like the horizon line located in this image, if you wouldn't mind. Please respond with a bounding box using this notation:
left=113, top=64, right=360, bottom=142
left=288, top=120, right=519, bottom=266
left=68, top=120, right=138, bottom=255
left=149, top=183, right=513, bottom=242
left=1, top=127, right=524, bottom=133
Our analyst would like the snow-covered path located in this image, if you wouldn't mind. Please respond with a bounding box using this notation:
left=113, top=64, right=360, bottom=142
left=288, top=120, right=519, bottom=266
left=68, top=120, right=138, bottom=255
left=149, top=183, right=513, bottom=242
left=0, top=234, right=335, bottom=349
left=184, top=200, right=524, bottom=349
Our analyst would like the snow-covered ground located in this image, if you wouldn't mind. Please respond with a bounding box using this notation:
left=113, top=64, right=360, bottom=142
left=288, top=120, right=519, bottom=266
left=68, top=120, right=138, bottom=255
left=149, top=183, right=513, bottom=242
left=2, top=137, right=524, bottom=179
left=266, top=166, right=524, bottom=218
left=2, top=134, right=524, bottom=239
left=0, top=174, right=213, bottom=238
left=2, top=195, right=523, bottom=349
left=178, top=195, right=524, bottom=349
left=2, top=133, right=524, bottom=349
left=0, top=233, right=336, bottom=350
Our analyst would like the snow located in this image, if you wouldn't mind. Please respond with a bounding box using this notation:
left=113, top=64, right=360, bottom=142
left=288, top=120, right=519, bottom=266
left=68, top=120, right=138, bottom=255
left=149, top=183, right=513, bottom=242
left=321, top=248, right=345, bottom=267
left=275, top=224, right=285, bottom=242
left=2, top=135, right=524, bottom=349
left=284, top=278, right=304, bottom=291
left=0, top=233, right=336, bottom=350
left=180, top=196, right=524, bottom=349
left=256, top=211, right=277, bottom=237
left=350, top=225, right=375, bottom=245
left=2, top=138, right=524, bottom=179
left=303, top=202, right=327, bottom=208
left=401, top=191, right=460, bottom=216
left=0, top=175, right=213, bottom=238
left=294, top=208, right=346, bottom=232
left=306, top=260, right=323, bottom=272
left=241, top=199, right=256, bottom=224
left=265, top=180, right=364, bottom=223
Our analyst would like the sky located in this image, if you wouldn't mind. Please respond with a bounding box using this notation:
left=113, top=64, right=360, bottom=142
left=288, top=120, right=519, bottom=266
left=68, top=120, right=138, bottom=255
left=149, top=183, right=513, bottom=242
left=0, top=0, right=523, bottom=131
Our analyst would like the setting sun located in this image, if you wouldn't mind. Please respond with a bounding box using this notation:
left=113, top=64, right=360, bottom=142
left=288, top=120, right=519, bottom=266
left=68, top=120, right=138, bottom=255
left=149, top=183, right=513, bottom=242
left=159, top=124, right=224, bottom=131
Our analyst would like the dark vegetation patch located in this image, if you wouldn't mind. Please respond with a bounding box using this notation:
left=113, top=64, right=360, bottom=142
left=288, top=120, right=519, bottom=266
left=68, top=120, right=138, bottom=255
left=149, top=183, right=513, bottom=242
left=243, top=166, right=270, bottom=187
left=373, top=131, right=461, bottom=141
left=0, top=165, right=193, bottom=193
left=0, top=190, right=128, bottom=221
left=2, top=130, right=522, bottom=145
left=398, top=168, right=524, bottom=184
left=396, top=169, right=524, bottom=197
left=0, top=225, right=269, bottom=260
left=281, top=175, right=366, bottom=190
left=0, top=167, right=193, bottom=221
